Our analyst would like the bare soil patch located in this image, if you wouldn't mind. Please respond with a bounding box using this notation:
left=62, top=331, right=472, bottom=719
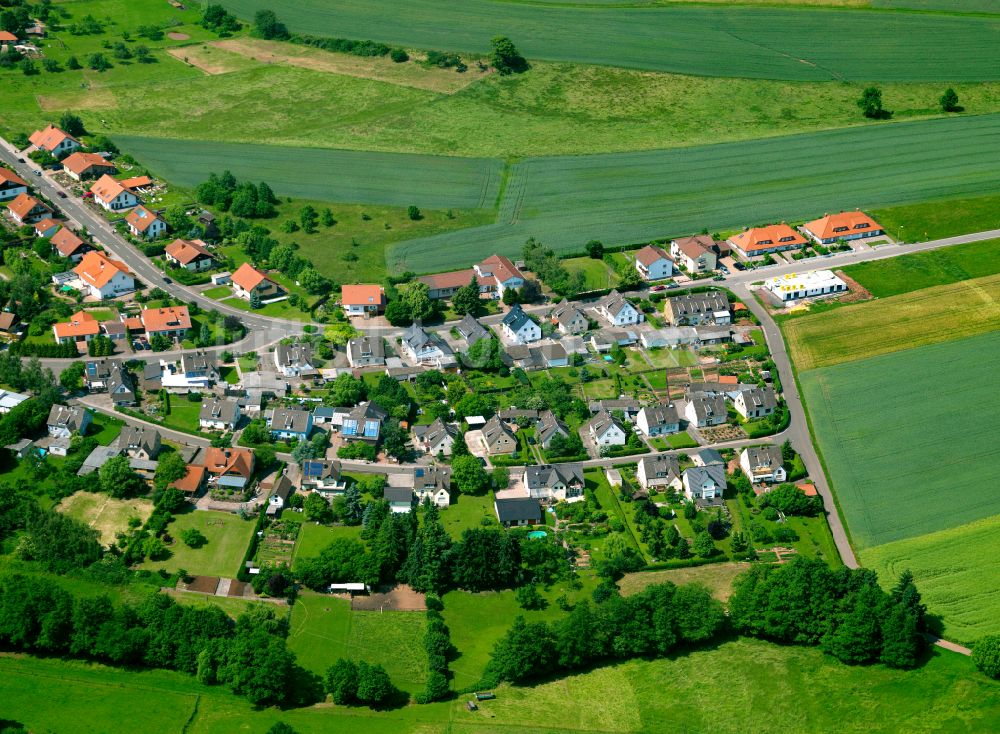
left=167, top=32, right=190, bottom=40
left=352, top=584, right=426, bottom=611
left=57, top=491, right=154, bottom=546
left=182, top=575, right=221, bottom=594
left=166, top=45, right=243, bottom=75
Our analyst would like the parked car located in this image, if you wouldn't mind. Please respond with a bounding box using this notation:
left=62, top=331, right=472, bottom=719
left=162, top=277, right=172, bottom=284
left=16, top=158, right=24, bottom=163
left=33, top=170, right=41, bottom=177
left=712, top=275, right=725, bottom=281
left=651, top=284, right=666, bottom=292
left=666, top=282, right=680, bottom=289
left=732, top=262, right=746, bottom=271
left=56, top=191, right=67, bottom=199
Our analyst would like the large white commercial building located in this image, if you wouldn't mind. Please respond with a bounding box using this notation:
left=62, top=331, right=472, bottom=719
left=764, top=270, right=847, bottom=303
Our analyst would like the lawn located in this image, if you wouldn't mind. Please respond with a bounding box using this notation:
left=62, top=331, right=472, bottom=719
left=861, top=513, right=1000, bottom=645
left=87, top=415, right=124, bottom=446
left=665, top=431, right=699, bottom=449
left=439, top=492, right=498, bottom=540
left=237, top=354, right=258, bottom=372
left=292, top=522, right=363, bottom=564
left=562, top=256, right=617, bottom=291
left=157, top=396, right=203, bottom=434
left=783, top=271, right=1000, bottom=371
left=57, top=491, right=154, bottom=547
left=799, top=329, right=1000, bottom=550
left=288, top=593, right=428, bottom=694
left=202, top=286, right=232, bottom=299
left=644, top=348, right=698, bottom=368
left=620, top=563, right=748, bottom=602
left=138, top=510, right=256, bottom=578
left=223, top=0, right=1000, bottom=82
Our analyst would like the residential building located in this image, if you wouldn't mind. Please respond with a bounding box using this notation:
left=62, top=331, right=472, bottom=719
left=802, top=211, right=885, bottom=245
left=47, top=404, right=92, bottom=438
left=588, top=399, right=641, bottom=421
left=33, top=218, right=61, bottom=239
left=684, top=392, right=728, bottom=428
left=117, top=425, right=161, bottom=460
left=160, top=351, right=219, bottom=392
left=340, top=402, right=387, bottom=442
left=231, top=263, right=281, bottom=301
left=61, top=152, right=115, bottom=181
left=694, top=325, right=732, bottom=345
left=535, top=410, right=569, bottom=449
left=50, top=227, right=90, bottom=261
left=265, top=407, right=313, bottom=441
left=274, top=342, right=316, bottom=378
left=474, top=254, right=525, bottom=299
left=199, top=398, right=242, bottom=431
left=141, top=306, right=191, bottom=341
left=536, top=343, right=568, bottom=368
left=764, top=270, right=848, bottom=303
left=384, top=486, right=414, bottom=514
left=596, top=290, right=642, bottom=327
left=501, top=304, right=541, bottom=344
left=637, top=455, right=682, bottom=491
left=740, top=446, right=787, bottom=484
left=682, top=464, right=726, bottom=501
left=53, top=311, right=100, bottom=348
left=84, top=357, right=124, bottom=390
left=633, top=245, right=674, bottom=280
left=0, top=167, right=28, bottom=202
left=165, top=238, right=215, bottom=271
left=347, top=336, right=385, bottom=367
left=74, top=251, right=134, bottom=299
left=635, top=403, right=680, bottom=437
left=7, top=193, right=51, bottom=224
left=203, top=447, right=255, bottom=489
left=670, top=235, right=718, bottom=273
left=413, top=418, right=457, bottom=456
left=170, top=465, right=207, bottom=497
left=341, top=284, right=386, bottom=317
left=412, top=466, right=451, bottom=508
left=456, top=313, right=490, bottom=346
left=90, top=174, right=137, bottom=211
left=94, top=361, right=136, bottom=407
left=588, top=410, right=627, bottom=447
left=0, top=312, right=17, bottom=335
left=524, top=463, right=584, bottom=502
left=76, top=445, right=121, bottom=476
left=728, top=224, right=808, bottom=259
left=549, top=299, right=588, bottom=334
left=481, top=414, right=517, bottom=455
left=29, top=124, right=80, bottom=156
left=120, top=175, right=153, bottom=193
left=495, top=497, right=542, bottom=527
left=693, top=448, right=724, bottom=466
left=125, top=205, right=166, bottom=240
left=300, top=459, right=346, bottom=496
left=664, top=292, right=730, bottom=326
left=417, top=268, right=488, bottom=300
left=266, top=474, right=294, bottom=515
left=400, top=323, right=455, bottom=366
left=734, top=386, right=778, bottom=420
left=0, top=390, right=28, bottom=414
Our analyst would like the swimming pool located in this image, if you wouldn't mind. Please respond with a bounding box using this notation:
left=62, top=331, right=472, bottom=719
left=527, top=530, right=548, bottom=539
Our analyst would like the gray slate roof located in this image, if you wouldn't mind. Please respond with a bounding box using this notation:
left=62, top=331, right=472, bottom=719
left=524, top=463, right=584, bottom=491
left=200, top=397, right=240, bottom=424
left=501, top=304, right=535, bottom=332
left=456, top=314, right=490, bottom=346
left=267, top=407, right=312, bottom=434
left=495, top=497, right=542, bottom=524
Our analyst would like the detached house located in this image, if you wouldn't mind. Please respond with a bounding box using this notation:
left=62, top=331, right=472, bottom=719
left=203, top=447, right=255, bottom=489
left=274, top=342, right=316, bottom=378
left=53, top=311, right=100, bottom=349
left=347, top=336, right=385, bottom=368
left=74, top=251, right=134, bottom=299
left=633, top=245, right=674, bottom=280
left=412, top=466, right=452, bottom=508
left=596, top=290, right=642, bottom=327
left=341, top=284, right=386, bottom=317
left=495, top=497, right=542, bottom=527
left=61, top=152, right=115, bottom=181
left=340, top=402, right=387, bottom=442
left=501, top=304, right=541, bottom=344
left=684, top=391, right=728, bottom=428
left=475, top=255, right=525, bottom=299
left=664, top=292, right=730, bottom=326
left=588, top=410, right=627, bottom=447
left=535, top=410, right=569, bottom=449
left=165, top=238, right=215, bottom=271
left=481, top=414, right=517, bottom=455
left=47, top=404, right=92, bottom=438
left=199, top=397, right=242, bottom=432
left=7, top=193, right=51, bottom=225
left=29, top=124, right=80, bottom=157
left=417, top=268, right=489, bottom=300
left=740, top=446, right=787, bottom=484
left=682, top=464, right=726, bottom=502
left=117, top=425, right=161, bottom=460
left=125, top=205, right=167, bottom=240
left=384, top=486, right=414, bottom=514
left=803, top=211, right=884, bottom=245
left=635, top=403, right=680, bottom=437
left=413, top=418, right=457, bottom=456
left=456, top=314, right=490, bottom=347
left=141, top=306, right=191, bottom=341
left=50, top=227, right=90, bottom=262
left=637, top=455, right=682, bottom=492
left=0, top=167, right=28, bottom=201
left=300, top=459, right=346, bottom=497
left=670, top=235, right=718, bottom=273
left=400, top=323, right=455, bottom=366
left=266, top=474, right=294, bottom=515
left=231, top=263, right=282, bottom=301
left=265, top=407, right=313, bottom=442
left=728, top=224, right=808, bottom=259
left=524, top=463, right=584, bottom=502
left=734, top=386, right=777, bottom=420
left=90, top=175, right=137, bottom=212
left=549, top=299, right=588, bottom=334
left=160, top=351, right=219, bottom=391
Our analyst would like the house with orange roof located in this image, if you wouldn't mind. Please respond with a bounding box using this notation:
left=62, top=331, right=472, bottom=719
left=125, top=205, right=166, bottom=240
left=74, top=251, right=134, bottom=299
left=141, top=306, right=191, bottom=341
left=50, top=227, right=90, bottom=262
left=633, top=245, right=674, bottom=281
left=0, top=167, right=28, bottom=201
left=169, top=464, right=207, bottom=497
left=802, top=211, right=885, bottom=245
left=119, top=175, right=153, bottom=192
left=341, top=284, right=386, bottom=317
left=670, top=235, right=718, bottom=273
left=727, top=224, right=808, bottom=260
left=90, top=174, right=137, bottom=211
left=28, top=124, right=80, bottom=157
left=416, top=268, right=492, bottom=300
left=231, top=262, right=281, bottom=301
left=53, top=311, right=100, bottom=348
left=165, top=238, right=215, bottom=271
left=7, top=193, right=51, bottom=225
left=474, top=254, right=525, bottom=299
left=33, top=217, right=61, bottom=239
left=202, top=447, right=256, bottom=489
left=0, top=31, right=17, bottom=47
left=61, top=152, right=116, bottom=181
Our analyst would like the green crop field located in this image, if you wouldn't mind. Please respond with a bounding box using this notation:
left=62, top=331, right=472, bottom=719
left=223, top=0, right=1000, bottom=82
left=138, top=510, right=256, bottom=578
left=862, top=514, right=1000, bottom=644
left=1, top=638, right=997, bottom=734
left=390, top=113, right=1000, bottom=273
left=799, top=329, right=1000, bottom=550
left=783, top=271, right=1000, bottom=371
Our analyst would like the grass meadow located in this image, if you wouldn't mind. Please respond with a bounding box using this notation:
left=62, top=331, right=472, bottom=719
left=57, top=491, right=154, bottom=547
left=861, top=514, right=1000, bottom=644
left=1, top=638, right=997, bottom=734
left=138, top=510, right=256, bottom=578
left=291, top=522, right=363, bottom=564
left=799, top=329, right=1000, bottom=549
left=222, top=0, right=1000, bottom=82
left=783, top=271, right=1000, bottom=371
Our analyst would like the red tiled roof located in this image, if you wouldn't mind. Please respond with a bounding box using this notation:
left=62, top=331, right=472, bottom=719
left=0, top=31, right=18, bottom=42
left=120, top=175, right=153, bottom=190
left=231, top=262, right=271, bottom=291
left=125, top=205, right=162, bottom=233
left=341, top=284, right=385, bottom=306
left=33, top=218, right=61, bottom=234
left=7, top=193, right=49, bottom=221
left=417, top=268, right=476, bottom=290
left=74, top=251, right=131, bottom=289
left=53, top=311, right=100, bottom=339
left=479, top=254, right=524, bottom=284
left=51, top=227, right=85, bottom=257
left=61, top=152, right=114, bottom=176
left=141, top=306, right=191, bottom=334
left=803, top=211, right=883, bottom=241
left=672, top=235, right=714, bottom=259
left=797, top=483, right=818, bottom=497
left=728, top=224, right=807, bottom=253
left=29, top=124, right=78, bottom=153
left=90, top=174, right=128, bottom=204
left=170, top=465, right=206, bottom=494
left=635, top=245, right=671, bottom=267
left=203, top=447, right=255, bottom=478
left=165, top=238, right=213, bottom=265
left=0, top=167, right=27, bottom=187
